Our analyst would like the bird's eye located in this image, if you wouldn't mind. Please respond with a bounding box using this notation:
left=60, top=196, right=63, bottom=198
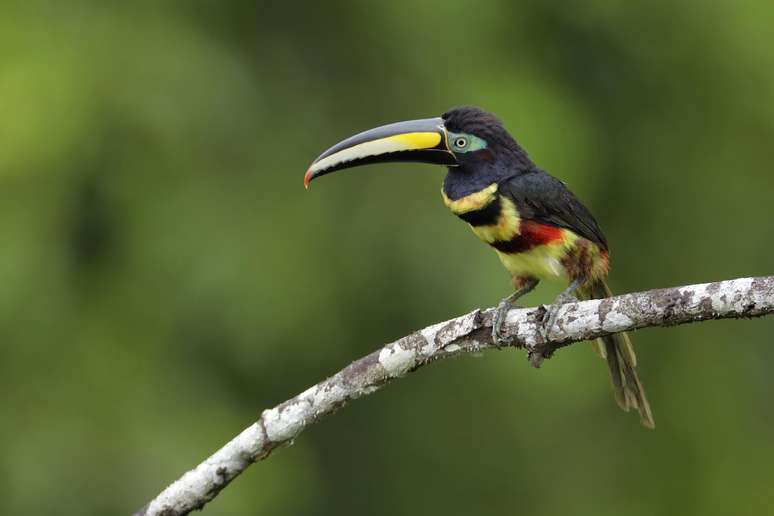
left=447, top=132, right=487, bottom=153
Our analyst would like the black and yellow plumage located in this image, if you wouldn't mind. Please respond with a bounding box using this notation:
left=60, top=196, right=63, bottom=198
left=304, top=106, right=654, bottom=428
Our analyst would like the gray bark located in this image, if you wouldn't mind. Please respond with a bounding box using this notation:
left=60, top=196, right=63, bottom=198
left=134, top=276, right=774, bottom=516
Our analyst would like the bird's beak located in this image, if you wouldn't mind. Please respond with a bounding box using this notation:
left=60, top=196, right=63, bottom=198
left=304, top=117, right=456, bottom=188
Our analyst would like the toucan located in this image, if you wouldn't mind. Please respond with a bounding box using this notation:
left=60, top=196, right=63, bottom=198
left=304, top=106, right=654, bottom=428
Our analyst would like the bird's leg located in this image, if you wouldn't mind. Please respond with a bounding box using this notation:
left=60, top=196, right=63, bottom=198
left=526, top=278, right=583, bottom=368
left=542, top=277, right=583, bottom=341
left=492, top=278, right=539, bottom=347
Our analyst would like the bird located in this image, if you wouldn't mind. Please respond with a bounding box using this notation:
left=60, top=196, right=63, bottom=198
left=303, top=106, right=654, bottom=428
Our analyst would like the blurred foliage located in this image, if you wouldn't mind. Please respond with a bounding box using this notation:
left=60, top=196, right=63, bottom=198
left=1, top=1, right=773, bottom=514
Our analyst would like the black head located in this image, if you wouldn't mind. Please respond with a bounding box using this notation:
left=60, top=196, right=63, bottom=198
left=441, top=106, right=534, bottom=199
left=442, top=106, right=533, bottom=170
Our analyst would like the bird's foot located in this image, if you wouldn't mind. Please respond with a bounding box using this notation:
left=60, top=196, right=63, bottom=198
left=492, top=294, right=521, bottom=347
left=529, top=294, right=577, bottom=369
left=491, top=278, right=540, bottom=349
left=541, top=291, right=579, bottom=342
left=530, top=278, right=582, bottom=368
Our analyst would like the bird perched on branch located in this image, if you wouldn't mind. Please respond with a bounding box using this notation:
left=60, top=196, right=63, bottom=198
left=303, top=106, right=654, bottom=428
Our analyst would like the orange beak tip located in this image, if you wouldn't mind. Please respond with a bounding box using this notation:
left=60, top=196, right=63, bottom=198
left=303, top=169, right=313, bottom=189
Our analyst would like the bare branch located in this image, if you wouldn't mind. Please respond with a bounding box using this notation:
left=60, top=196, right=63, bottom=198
left=134, top=276, right=774, bottom=516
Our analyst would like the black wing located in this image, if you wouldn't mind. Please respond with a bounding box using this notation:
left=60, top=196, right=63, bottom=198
left=499, top=168, right=608, bottom=250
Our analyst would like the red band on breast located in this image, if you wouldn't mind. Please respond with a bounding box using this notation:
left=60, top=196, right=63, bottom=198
left=521, top=221, right=563, bottom=245
left=490, top=221, right=564, bottom=254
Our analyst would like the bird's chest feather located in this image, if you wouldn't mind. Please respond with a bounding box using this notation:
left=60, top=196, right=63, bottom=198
left=442, top=184, right=576, bottom=280
left=442, top=183, right=520, bottom=242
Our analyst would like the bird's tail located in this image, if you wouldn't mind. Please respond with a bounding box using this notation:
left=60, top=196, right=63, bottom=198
left=583, top=280, right=655, bottom=429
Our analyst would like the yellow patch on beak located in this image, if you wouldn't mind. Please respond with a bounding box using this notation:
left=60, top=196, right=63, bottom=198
left=388, top=132, right=442, bottom=150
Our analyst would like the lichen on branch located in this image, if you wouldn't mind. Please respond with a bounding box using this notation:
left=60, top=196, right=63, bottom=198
left=134, top=276, right=774, bottom=516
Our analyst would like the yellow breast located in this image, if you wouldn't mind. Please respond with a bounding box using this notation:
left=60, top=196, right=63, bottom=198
left=495, top=230, right=578, bottom=281
left=471, top=195, right=520, bottom=243
left=442, top=183, right=521, bottom=243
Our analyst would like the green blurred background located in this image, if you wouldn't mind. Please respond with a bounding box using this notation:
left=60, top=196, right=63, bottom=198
left=3, top=1, right=773, bottom=514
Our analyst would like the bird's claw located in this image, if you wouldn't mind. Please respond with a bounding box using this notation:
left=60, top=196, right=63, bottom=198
left=491, top=279, right=540, bottom=348
left=492, top=297, right=516, bottom=347
left=542, top=292, right=578, bottom=341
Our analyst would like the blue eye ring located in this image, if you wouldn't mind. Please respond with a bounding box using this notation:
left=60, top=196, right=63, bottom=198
left=447, top=131, right=487, bottom=153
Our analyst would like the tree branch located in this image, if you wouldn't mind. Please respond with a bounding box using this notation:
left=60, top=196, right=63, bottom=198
left=134, top=276, right=774, bottom=516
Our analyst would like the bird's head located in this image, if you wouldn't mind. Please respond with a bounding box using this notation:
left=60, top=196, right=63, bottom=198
left=303, top=106, right=533, bottom=190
